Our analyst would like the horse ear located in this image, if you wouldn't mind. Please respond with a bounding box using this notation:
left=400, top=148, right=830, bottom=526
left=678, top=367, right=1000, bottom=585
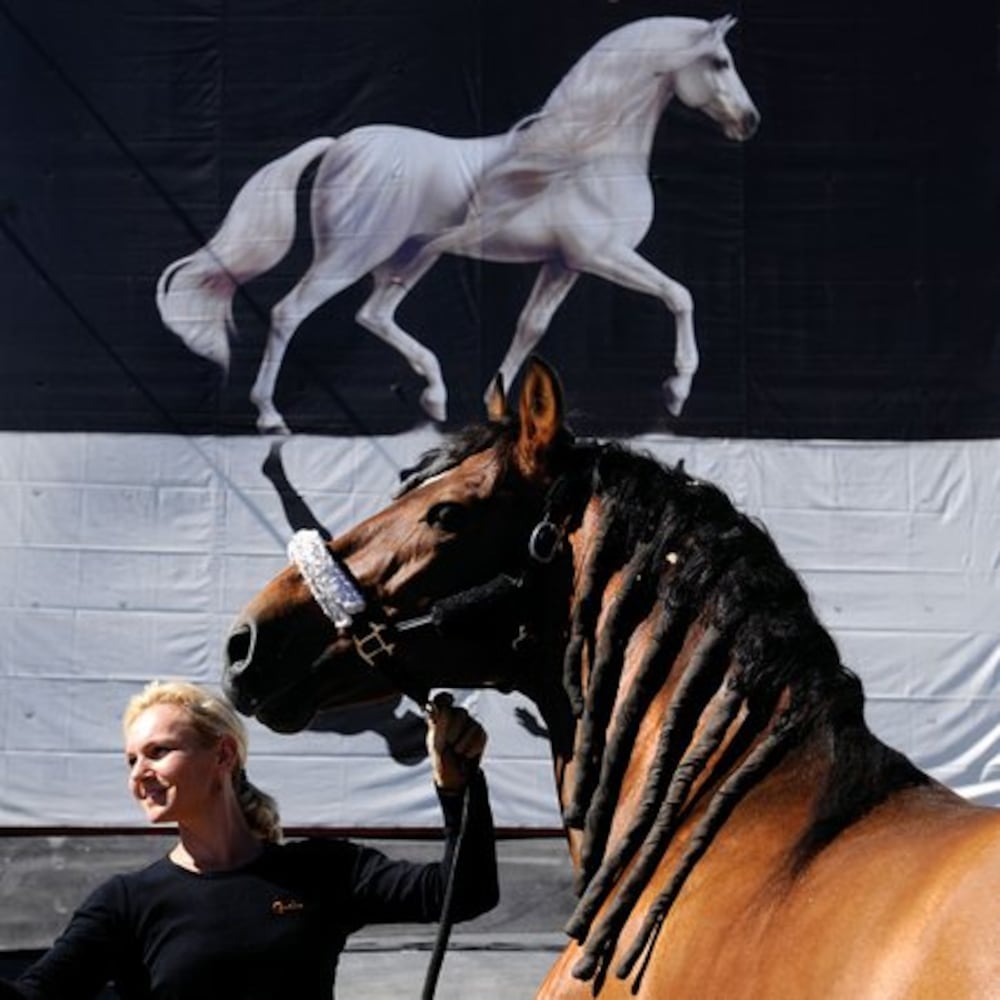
left=515, top=357, right=565, bottom=478
left=670, top=17, right=734, bottom=69
left=711, top=14, right=737, bottom=40
left=485, top=372, right=508, bottom=422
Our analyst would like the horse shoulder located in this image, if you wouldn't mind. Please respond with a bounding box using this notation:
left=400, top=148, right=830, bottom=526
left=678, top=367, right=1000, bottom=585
left=591, top=784, right=1000, bottom=1000
left=750, top=786, right=1000, bottom=999
left=895, top=802, right=1000, bottom=999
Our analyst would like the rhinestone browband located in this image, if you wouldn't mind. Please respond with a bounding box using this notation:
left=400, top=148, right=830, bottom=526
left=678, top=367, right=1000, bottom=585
left=286, top=529, right=366, bottom=628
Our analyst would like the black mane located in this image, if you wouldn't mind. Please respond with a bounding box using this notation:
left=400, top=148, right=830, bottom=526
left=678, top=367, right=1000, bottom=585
left=551, top=441, right=928, bottom=981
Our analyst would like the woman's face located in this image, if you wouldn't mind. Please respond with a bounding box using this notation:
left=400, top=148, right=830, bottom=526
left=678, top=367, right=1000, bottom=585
left=125, top=703, right=231, bottom=826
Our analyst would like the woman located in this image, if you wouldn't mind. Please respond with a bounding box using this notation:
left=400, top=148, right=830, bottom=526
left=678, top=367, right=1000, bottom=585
left=3, top=680, right=498, bottom=999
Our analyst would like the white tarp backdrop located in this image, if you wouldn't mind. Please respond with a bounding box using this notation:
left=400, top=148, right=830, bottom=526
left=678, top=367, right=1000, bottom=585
left=2, top=1, right=998, bottom=830
left=1, top=430, right=998, bottom=828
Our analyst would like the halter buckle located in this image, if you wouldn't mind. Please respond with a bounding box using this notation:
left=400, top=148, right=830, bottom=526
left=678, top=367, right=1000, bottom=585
left=353, top=621, right=396, bottom=668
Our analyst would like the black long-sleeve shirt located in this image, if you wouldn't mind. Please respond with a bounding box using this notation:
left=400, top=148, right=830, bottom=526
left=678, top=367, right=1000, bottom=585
left=6, top=775, right=497, bottom=1000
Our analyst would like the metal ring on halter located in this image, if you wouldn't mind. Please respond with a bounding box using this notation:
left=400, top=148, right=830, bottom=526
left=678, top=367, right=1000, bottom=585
left=528, top=519, right=561, bottom=564
left=287, top=529, right=366, bottom=629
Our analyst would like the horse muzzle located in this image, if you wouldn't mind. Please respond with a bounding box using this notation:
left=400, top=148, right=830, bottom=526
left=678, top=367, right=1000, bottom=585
left=722, top=105, right=760, bottom=141
left=223, top=612, right=399, bottom=730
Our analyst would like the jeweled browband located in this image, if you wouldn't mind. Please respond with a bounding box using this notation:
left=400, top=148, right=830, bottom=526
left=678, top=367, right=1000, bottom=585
left=286, top=529, right=366, bottom=629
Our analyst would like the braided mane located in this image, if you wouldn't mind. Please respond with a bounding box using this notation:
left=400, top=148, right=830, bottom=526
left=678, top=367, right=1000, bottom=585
left=553, top=441, right=927, bottom=982
left=399, top=423, right=927, bottom=984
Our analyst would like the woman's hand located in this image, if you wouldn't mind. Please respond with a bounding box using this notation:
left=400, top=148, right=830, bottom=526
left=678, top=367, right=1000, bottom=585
left=425, top=693, right=487, bottom=792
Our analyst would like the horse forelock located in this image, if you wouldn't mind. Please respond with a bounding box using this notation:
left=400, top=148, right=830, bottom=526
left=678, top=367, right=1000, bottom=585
left=556, top=441, right=920, bottom=983
left=395, top=420, right=514, bottom=497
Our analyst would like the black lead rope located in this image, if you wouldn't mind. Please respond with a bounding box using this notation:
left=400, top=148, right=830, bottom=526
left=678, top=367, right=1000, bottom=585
left=350, top=577, right=529, bottom=998
left=422, top=780, right=471, bottom=1000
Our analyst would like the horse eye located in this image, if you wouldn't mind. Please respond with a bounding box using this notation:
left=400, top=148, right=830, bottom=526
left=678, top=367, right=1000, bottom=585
left=425, top=502, right=466, bottom=534
left=711, top=56, right=730, bottom=72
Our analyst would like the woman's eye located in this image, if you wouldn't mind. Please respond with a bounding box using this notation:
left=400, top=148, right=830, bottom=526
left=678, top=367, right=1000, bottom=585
left=425, top=502, right=466, bottom=534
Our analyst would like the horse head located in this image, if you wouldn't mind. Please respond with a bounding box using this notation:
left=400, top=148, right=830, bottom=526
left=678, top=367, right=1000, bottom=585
left=672, top=16, right=759, bottom=141
left=223, top=358, right=576, bottom=735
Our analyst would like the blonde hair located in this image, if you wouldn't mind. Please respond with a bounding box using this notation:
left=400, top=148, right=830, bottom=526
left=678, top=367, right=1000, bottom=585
left=123, top=679, right=282, bottom=843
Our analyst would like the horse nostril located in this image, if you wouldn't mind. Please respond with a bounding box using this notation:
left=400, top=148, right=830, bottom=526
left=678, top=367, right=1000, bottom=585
left=225, top=622, right=256, bottom=674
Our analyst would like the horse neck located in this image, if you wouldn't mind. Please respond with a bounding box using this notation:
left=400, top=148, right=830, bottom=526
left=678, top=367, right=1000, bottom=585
left=555, top=598, right=928, bottom=885
left=532, top=85, right=670, bottom=162
left=527, top=28, right=684, bottom=160
left=550, top=613, right=801, bottom=872
left=524, top=449, right=932, bottom=976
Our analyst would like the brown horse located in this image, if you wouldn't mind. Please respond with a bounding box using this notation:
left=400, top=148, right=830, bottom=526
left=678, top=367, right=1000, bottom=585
left=224, top=359, right=1000, bottom=998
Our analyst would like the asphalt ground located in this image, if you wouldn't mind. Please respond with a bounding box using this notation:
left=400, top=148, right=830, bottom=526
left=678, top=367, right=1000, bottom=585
left=0, top=833, right=575, bottom=999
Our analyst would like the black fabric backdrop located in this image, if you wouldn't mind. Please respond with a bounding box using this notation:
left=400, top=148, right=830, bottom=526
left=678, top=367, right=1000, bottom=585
left=2, top=0, right=998, bottom=439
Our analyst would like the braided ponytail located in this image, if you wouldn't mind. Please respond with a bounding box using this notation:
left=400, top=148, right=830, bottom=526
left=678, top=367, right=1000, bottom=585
left=234, top=766, right=282, bottom=843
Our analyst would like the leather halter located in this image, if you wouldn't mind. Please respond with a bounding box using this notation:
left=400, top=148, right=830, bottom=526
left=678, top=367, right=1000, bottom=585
left=285, top=437, right=599, bottom=704
left=286, top=529, right=428, bottom=705
left=285, top=488, right=576, bottom=704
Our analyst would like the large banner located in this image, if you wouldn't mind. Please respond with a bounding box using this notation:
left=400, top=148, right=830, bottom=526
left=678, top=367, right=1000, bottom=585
left=1, top=0, right=998, bottom=828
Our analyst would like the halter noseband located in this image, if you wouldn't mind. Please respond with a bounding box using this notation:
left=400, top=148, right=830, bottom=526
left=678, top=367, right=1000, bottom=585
left=288, top=528, right=432, bottom=704
left=286, top=530, right=366, bottom=629
left=287, top=514, right=567, bottom=697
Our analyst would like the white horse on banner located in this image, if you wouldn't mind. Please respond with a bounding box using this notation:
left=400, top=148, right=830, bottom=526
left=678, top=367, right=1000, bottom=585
left=156, top=15, right=758, bottom=433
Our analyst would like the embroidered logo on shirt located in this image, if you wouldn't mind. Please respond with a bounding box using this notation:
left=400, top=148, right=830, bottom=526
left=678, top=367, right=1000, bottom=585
left=271, top=897, right=306, bottom=915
